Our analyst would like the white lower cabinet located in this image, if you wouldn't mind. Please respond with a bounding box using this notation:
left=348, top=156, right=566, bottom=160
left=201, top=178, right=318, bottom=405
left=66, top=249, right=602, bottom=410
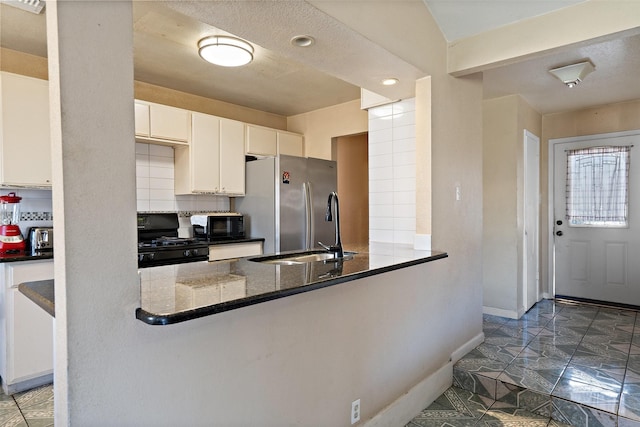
left=0, top=260, right=54, bottom=394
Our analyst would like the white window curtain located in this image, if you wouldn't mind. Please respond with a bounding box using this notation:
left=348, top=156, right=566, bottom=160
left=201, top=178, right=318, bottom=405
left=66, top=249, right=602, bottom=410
left=566, top=145, right=631, bottom=227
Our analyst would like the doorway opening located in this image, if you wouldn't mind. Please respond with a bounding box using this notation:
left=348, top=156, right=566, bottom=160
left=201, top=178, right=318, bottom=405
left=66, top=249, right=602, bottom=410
left=334, top=132, right=369, bottom=248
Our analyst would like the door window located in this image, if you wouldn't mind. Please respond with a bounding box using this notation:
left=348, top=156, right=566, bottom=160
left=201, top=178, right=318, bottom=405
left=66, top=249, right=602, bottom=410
left=565, top=145, right=631, bottom=227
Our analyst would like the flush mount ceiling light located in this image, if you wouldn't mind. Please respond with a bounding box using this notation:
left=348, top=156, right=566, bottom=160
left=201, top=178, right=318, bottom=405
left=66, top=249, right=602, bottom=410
left=291, top=35, right=315, bottom=47
left=198, top=36, right=254, bottom=67
left=2, top=0, right=45, bottom=14
left=549, top=60, right=595, bottom=88
left=382, top=78, right=399, bottom=86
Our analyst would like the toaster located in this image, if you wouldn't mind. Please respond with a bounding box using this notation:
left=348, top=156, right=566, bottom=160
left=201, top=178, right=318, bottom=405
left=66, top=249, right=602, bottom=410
left=28, top=227, right=54, bottom=251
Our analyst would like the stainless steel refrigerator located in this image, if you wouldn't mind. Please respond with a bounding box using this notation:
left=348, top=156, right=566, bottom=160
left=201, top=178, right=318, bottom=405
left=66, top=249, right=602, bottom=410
left=236, top=155, right=337, bottom=254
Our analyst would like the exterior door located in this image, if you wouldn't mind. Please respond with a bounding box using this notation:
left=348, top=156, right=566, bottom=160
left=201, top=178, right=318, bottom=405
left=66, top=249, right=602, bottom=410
left=553, top=132, right=639, bottom=305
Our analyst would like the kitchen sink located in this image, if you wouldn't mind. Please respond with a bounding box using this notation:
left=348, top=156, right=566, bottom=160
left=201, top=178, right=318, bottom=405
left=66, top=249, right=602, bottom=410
left=250, top=250, right=356, bottom=265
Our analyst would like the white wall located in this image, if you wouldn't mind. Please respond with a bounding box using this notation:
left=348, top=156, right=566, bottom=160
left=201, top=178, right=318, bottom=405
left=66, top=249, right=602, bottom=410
left=368, top=99, right=416, bottom=245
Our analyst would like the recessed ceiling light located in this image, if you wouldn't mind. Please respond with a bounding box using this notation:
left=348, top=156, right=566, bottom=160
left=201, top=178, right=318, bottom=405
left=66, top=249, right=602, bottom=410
left=291, top=35, right=315, bottom=47
left=382, top=78, right=399, bottom=86
left=198, top=36, right=254, bottom=67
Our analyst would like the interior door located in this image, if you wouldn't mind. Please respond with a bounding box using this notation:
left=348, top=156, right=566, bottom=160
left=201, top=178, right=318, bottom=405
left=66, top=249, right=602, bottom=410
left=553, top=133, right=639, bottom=304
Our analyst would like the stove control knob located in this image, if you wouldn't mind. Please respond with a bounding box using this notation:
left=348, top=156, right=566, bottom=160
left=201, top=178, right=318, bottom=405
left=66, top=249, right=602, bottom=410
left=183, top=250, right=192, bottom=257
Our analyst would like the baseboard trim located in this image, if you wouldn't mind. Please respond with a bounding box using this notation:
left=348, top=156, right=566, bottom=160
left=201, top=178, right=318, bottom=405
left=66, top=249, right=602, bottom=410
left=451, top=332, right=484, bottom=364
left=364, top=362, right=452, bottom=427
left=2, top=372, right=53, bottom=395
left=483, top=306, right=519, bottom=319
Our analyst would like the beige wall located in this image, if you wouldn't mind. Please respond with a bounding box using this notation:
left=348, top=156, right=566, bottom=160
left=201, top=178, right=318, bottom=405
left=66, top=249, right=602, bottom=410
left=540, top=99, right=640, bottom=297
left=287, top=99, right=368, bottom=160
left=482, top=95, right=542, bottom=317
left=0, top=48, right=287, bottom=130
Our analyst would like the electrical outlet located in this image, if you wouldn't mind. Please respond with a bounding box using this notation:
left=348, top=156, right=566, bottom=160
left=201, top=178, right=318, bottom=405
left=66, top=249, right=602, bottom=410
left=351, top=399, right=361, bottom=424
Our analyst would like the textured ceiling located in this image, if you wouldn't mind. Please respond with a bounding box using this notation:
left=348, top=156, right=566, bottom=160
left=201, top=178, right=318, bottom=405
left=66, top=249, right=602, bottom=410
left=1, top=0, right=639, bottom=116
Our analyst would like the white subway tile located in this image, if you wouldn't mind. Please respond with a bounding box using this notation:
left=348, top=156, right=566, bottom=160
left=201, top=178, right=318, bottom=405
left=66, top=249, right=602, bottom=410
left=136, top=154, right=150, bottom=166
left=393, top=166, right=416, bottom=180
left=369, top=229, right=393, bottom=243
left=369, top=191, right=393, bottom=206
left=149, top=189, right=175, bottom=201
left=393, top=124, right=416, bottom=141
left=369, top=154, right=392, bottom=168
left=393, top=191, right=415, bottom=205
left=393, top=151, right=417, bottom=167
left=369, top=104, right=393, bottom=119
left=136, top=165, right=150, bottom=178
left=369, top=179, right=393, bottom=193
left=149, top=200, right=175, bottom=211
left=136, top=176, right=150, bottom=189
left=393, top=230, right=415, bottom=245
left=135, top=143, right=150, bottom=155
left=149, top=178, right=174, bottom=190
left=137, top=199, right=150, bottom=212
left=393, top=137, right=416, bottom=154
left=369, top=166, right=393, bottom=181
left=176, top=198, right=197, bottom=212
left=368, top=140, right=392, bottom=156
left=393, top=204, right=415, bottom=218
left=369, top=116, right=393, bottom=132
left=394, top=178, right=416, bottom=192
left=370, top=217, right=394, bottom=230
left=149, top=166, right=174, bottom=179
left=369, top=204, right=394, bottom=218
left=394, top=217, right=416, bottom=231
left=393, top=98, right=416, bottom=114
left=195, top=197, right=220, bottom=211
left=393, top=111, right=415, bottom=128
left=149, top=155, right=174, bottom=169
left=368, top=128, right=392, bottom=145
left=136, top=188, right=150, bottom=201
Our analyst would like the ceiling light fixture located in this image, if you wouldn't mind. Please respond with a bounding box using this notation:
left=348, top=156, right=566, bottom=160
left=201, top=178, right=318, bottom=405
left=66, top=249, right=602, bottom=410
left=548, top=60, right=595, bottom=88
left=382, top=78, right=399, bottom=86
left=291, top=35, right=315, bottom=47
left=198, top=36, right=254, bottom=67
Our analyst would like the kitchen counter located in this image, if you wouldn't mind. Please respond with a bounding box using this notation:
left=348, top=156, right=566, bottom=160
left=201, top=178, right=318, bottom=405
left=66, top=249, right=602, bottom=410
left=206, top=237, right=264, bottom=246
left=0, top=251, right=53, bottom=263
left=137, top=242, right=447, bottom=325
left=16, top=243, right=447, bottom=325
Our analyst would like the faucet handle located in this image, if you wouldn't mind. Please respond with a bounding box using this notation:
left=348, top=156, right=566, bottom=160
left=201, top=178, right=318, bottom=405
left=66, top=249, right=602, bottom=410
left=318, top=241, right=331, bottom=251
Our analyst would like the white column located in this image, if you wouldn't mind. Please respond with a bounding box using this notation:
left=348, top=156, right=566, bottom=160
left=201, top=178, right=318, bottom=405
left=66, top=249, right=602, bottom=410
left=46, top=1, right=136, bottom=424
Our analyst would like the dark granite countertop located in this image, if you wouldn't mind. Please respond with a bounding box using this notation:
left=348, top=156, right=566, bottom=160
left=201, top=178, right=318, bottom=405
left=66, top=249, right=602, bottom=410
left=137, top=243, right=447, bottom=325
left=0, top=251, right=53, bottom=263
left=16, top=243, right=448, bottom=326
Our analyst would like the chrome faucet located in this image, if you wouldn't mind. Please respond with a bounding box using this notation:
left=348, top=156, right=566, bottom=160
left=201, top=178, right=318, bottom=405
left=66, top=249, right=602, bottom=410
left=318, top=191, right=343, bottom=258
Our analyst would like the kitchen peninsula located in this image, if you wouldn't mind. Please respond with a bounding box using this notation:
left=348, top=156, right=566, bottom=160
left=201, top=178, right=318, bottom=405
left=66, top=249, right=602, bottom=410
left=20, top=243, right=447, bottom=325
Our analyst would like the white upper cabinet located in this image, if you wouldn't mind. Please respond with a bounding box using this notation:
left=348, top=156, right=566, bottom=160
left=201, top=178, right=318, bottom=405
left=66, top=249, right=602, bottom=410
left=245, top=124, right=277, bottom=156
left=219, top=118, right=245, bottom=195
left=175, top=112, right=245, bottom=195
left=277, top=131, right=304, bottom=157
left=0, top=72, right=52, bottom=188
left=135, top=100, right=190, bottom=145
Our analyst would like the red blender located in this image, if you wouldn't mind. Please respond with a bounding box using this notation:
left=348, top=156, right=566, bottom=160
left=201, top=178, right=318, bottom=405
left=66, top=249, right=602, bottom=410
left=0, top=192, right=25, bottom=254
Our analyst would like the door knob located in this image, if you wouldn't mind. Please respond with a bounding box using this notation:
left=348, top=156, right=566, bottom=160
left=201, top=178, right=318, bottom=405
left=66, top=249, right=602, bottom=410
left=556, top=230, right=563, bottom=236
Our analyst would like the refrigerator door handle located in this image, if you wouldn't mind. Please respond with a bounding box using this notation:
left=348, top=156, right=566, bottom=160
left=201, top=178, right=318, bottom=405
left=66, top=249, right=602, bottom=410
left=304, top=181, right=313, bottom=250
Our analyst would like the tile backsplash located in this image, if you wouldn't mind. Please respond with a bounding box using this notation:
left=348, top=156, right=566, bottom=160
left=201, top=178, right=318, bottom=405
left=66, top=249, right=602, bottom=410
left=368, top=98, right=416, bottom=245
left=135, top=142, right=229, bottom=213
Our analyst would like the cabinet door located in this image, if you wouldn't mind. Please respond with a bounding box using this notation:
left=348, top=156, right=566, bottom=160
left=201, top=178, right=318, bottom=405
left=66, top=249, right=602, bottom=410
left=278, top=131, right=304, bottom=157
left=5, top=261, right=54, bottom=385
left=149, top=103, right=190, bottom=142
left=246, top=125, right=277, bottom=156
left=219, top=119, right=245, bottom=195
left=0, top=72, right=52, bottom=187
left=134, top=102, right=150, bottom=137
left=190, top=112, right=220, bottom=193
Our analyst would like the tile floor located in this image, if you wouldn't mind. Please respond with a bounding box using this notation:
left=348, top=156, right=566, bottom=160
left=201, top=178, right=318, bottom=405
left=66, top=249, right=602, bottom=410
left=2, top=300, right=639, bottom=427
left=408, top=299, right=640, bottom=427
left=0, top=384, right=53, bottom=426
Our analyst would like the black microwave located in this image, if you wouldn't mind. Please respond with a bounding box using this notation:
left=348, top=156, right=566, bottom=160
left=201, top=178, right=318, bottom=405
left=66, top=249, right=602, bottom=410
left=192, top=213, right=245, bottom=241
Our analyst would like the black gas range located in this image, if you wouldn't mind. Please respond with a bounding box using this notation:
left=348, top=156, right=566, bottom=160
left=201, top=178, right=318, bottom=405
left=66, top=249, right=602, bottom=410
left=137, top=213, right=209, bottom=268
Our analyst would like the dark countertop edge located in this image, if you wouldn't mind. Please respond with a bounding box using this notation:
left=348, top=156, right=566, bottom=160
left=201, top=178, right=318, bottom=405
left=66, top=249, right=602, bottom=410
left=136, top=252, right=449, bottom=325
left=206, top=238, right=265, bottom=246
left=0, top=252, right=53, bottom=263
left=18, top=280, right=55, bottom=317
